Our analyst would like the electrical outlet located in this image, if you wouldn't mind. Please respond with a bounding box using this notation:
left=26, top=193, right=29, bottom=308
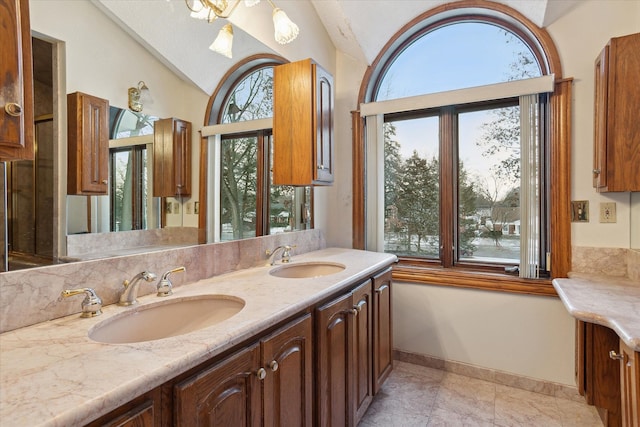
left=599, top=202, right=616, bottom=223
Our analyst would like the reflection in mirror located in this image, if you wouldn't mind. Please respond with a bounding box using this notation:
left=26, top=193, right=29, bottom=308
left=1, top=37, right=56, bottom=272
left=66, top=107, right=160, bottom=235
left=207, top=59, right=312, bottom=243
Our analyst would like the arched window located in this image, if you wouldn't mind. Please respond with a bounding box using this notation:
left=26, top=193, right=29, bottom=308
left=374, top=22, right=542, bottom=101
left=220, top=66, right=273, bottom=123
left=201, top=56, right=312, bottom=242
left=355, top=2, right=571, bottom=291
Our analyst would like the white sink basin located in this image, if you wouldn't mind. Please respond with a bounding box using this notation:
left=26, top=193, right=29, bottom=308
left=269, top=262, right=345, bottom=279
left=89, top=295, right=245, bottom=344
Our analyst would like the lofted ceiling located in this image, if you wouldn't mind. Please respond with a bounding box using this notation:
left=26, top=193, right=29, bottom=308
left=94, top=0, right=581, bottom=95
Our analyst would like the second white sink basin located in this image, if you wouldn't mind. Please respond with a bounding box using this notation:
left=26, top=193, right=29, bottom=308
left=89, top=295, right=245, bottom=344
left=269, top=262, right=345, bottom=279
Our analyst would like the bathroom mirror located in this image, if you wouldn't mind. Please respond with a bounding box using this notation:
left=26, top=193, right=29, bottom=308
left=1, top=0, right=303, bottom=272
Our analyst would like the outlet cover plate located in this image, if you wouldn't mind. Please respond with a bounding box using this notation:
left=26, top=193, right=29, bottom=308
left=599, top=202, right=616, bottom=223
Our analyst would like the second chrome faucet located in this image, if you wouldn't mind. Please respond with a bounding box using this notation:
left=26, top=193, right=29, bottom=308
left=119, top=271, right=157, bottom=306
left=118, top=267, right=186, bottom=306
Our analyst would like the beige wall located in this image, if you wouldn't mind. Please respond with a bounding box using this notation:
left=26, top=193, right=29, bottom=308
left=547, top=0, right=640, bottom=249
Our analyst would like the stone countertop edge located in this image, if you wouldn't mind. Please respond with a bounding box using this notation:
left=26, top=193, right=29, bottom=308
left=0, top=248, right=396, bottom=427
left=552, top=273, right=640, bottom=352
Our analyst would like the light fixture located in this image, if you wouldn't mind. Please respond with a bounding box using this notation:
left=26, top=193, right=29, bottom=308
left=210, top=23, right=234, bottom=58
left=185, top=0, right=299, bottom=58
left=128, top=81, right=150, bottom=112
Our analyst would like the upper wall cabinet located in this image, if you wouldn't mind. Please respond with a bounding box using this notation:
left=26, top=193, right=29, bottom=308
left=0, top=0, right=35, bottom=162
left=67, top=92, right=109, bottom=195
left=273, top=58, right=334, bottom=186
left=593, top=32, right=640, bottom=192
left=153, top=118, right=191, bottom=197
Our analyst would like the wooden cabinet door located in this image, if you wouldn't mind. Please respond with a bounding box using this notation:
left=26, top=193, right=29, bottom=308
left=314, top=64, right=334, bottom=184
left=372, top=267, right=393, bottom=394
left=578, top=321, right=622, bottom=427
left=620, top=340, right=640, bottom=427
left=593, top=32, right=640, bottom=192
left=174, top=343, right=261, bottom=427
left=67, top=92, right=109, bottom=195
left=273, top=58, right=334, bottom=186
left=0, top=0, right=34, bottom=161
left=85, top=387, right=162, bottom=427
left=153, top=118, right=191, bottom=197
left=316, top=291, right=355, bottom=427
left=352, top=280, right=373, bottom=424
left=261, top=314, right=313, bottom=427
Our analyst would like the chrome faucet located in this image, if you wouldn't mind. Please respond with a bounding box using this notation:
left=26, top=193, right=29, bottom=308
left=119, top=271, right=157, bottom=306
left=157, top=266, right=186, bottom=297
left=61, top=287, right=103, bottom=318
left=266, top=245, right=293, bottom=266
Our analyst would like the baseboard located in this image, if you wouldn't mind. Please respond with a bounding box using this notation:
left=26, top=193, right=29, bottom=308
left=393, top=349, right=583, bottom=402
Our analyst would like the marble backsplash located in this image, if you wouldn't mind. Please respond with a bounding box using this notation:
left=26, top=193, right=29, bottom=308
left=66, top=227, right=200, bottom=259
left=572, top=246, right=640, bottom=281
left=0, top=229, right=325, bottom=334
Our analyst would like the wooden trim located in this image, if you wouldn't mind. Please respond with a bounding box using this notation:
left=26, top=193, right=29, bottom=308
left=392, top=265, right=557, bottom=297
left=197, top=131, right=207, bottom=244
left=440, top=107, right=456, bottom=267
left=550, top=79, right=573, bottom=278
left=351, top=110, right=365, bottom=249
left=351, top=1, right=571, bottom=293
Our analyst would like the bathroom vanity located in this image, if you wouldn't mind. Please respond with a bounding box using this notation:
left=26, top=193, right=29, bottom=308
left=553, top=275, right=640, bottom=427
left=0, top=247, right=396, bottom=426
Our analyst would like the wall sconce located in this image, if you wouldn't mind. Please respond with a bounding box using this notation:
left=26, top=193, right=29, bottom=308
left=128, top=81, right=150, bottom=112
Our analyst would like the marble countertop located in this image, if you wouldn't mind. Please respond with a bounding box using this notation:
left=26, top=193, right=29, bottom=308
left=552, top=273, right=640, bottom=351
left=0, top=248, right=396, bottom=427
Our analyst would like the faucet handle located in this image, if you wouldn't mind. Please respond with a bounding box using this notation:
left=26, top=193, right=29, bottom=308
left=281, top=245, right=296, bottom=263
left=61, top=288, right=103, bottom=318
left=266, top=245, right=297, bottom=265
left=157, top=266, right=186, bottom=297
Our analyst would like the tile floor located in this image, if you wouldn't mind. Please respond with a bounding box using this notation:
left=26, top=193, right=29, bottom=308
left=359, top=361, right=603, bottom=426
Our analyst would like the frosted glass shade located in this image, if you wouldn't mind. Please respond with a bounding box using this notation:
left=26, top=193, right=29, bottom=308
left=209, top=23, right=234, bottom=58
left=272, top=8, right=299, bottom=44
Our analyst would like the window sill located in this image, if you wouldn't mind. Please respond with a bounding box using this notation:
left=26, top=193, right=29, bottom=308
left=392, top=264, right=557, bottom=297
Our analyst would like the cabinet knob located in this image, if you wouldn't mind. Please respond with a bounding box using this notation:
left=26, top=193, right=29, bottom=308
left=609, top=350, right=624, bottom=361
left=256, top=367, right=267, bottom=380
left=317, top=164, right=325, bottom=170
left=375, top=284, right=389, bottom=294
left=4, top=103, right=22, bottom=117
left=593, top=169, right=601, bottom=175
left=269, top=360, right=279, bottom=372
left=101, top=180, right=108, bottom=185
